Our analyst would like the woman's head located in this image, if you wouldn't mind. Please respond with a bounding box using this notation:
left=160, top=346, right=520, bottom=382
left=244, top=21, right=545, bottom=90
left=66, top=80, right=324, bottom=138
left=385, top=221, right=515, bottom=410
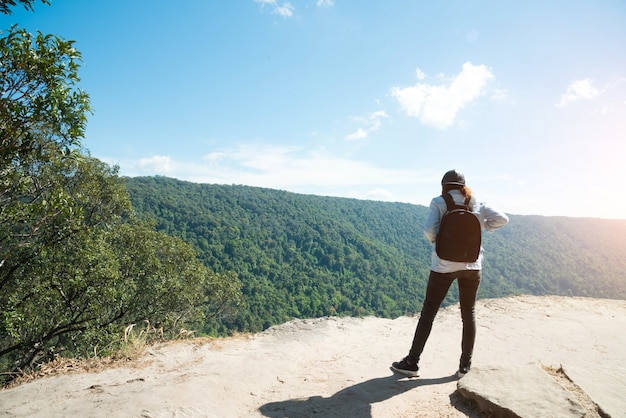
left=441, top=169, right=472, bottom=199
left=441, top=169, right=465, bottom=186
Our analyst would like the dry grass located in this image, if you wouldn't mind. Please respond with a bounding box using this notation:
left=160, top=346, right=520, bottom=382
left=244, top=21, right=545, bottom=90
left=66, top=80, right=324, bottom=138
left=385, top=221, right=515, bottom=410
left=3, top=322, right=204, bottom=390
left=3, top=354, right=146, bottom=390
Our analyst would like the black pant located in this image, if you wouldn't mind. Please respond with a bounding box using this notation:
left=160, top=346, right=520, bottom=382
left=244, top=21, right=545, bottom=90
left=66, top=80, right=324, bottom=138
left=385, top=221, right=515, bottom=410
left=408, top=269, right=481, bottom=367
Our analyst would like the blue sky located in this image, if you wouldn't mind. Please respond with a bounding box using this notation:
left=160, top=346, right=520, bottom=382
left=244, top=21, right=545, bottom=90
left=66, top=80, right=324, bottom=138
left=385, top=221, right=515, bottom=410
left=3, top=0, right=626, bottom=219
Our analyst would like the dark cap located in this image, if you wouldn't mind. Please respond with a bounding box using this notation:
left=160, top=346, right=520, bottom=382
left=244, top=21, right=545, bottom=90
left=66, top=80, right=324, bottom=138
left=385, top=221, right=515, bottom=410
left=441, top=169, right=465, bottom=185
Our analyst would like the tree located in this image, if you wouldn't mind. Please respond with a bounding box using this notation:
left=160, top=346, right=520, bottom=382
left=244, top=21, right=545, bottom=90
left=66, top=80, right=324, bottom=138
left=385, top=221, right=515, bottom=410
left=1, top=25, right=90, bottom=160
left=1, top=25, right=91, bottom=272
left=1, top=29, right=95, bottom=373
left=0, top=153, right=244, bottom=383
left=0, top=25, right=243, bottom=383
left=0, top=0, right=50, bottom=15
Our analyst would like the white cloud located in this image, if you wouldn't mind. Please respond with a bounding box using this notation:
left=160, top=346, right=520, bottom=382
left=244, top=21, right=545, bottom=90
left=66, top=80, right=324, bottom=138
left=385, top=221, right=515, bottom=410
left=556, top=79, right=601, bottom=107
left=317, top=0, right=334, bottom=7
left=275, top=2, right=294, bottom=17
left=254, top=0, right=294, bottom=17
left=137, top=155, right=175, bottom=173
left=415, top=68, right=427, bottom=80
left=119, top=145, right=430, bottom=195
left=362, top=188, right=394, bottom=200
left=490, top=88, right=509, bottom=101
left=390, top=61, right=494, bottom=129
left=253, top=146, right=425, bottom=187
left=346, top=128, right=368, bottom=140
left=345, top=110, right=390, bottom=140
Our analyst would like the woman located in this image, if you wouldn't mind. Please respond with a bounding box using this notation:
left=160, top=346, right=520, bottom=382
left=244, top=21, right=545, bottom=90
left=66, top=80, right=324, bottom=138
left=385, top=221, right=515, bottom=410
left=391, top=169, right=509, bottom=378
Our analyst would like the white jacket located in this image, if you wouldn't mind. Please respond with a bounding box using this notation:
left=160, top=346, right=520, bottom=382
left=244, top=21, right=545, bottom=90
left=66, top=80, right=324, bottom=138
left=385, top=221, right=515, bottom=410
left=423, top=189, right=509, bottom=273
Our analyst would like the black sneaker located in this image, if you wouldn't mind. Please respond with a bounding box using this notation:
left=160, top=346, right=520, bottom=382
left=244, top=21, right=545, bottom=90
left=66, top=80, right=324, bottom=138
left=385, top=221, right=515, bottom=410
left=457, top=364, right=470, bottom=378
left=391, top=357, right=420, bottom=377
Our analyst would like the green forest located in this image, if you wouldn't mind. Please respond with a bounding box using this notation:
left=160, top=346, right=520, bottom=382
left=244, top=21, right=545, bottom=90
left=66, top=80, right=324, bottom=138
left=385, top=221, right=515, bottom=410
left=125, top=176, right=626, bottom=335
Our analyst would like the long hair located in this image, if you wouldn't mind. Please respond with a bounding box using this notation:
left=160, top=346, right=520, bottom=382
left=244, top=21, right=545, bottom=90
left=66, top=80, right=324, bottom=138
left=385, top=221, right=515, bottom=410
left=442, top=184, right=473, bottom=201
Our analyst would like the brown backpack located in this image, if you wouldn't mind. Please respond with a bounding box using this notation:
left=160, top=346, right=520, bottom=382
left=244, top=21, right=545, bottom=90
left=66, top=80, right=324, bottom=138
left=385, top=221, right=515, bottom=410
left=435, top=193, right=482, bottom=262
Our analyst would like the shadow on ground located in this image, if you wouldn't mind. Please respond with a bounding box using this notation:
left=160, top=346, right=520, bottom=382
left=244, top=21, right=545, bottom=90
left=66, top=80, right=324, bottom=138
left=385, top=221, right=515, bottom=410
left=259, top=372, right=483, bottom=418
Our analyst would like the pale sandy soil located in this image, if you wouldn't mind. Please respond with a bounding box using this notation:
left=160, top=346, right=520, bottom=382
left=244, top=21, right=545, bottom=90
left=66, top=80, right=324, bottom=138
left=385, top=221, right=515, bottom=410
left=1, top=295, right=624, bottom=418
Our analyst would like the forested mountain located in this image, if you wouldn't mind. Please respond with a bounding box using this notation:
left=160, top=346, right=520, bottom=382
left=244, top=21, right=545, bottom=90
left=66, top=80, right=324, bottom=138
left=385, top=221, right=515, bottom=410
left=125, top=176, right=626, bottom=334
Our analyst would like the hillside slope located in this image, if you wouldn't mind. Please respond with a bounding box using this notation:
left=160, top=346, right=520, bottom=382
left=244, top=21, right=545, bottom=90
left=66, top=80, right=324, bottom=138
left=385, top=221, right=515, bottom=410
left=125, top=176, right=626, bottom=333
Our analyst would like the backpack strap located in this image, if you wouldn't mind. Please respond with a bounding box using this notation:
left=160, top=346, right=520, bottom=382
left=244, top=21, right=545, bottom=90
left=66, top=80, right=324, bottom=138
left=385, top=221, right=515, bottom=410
left=442, top=193, right=456, bottom=211
left=442, top=193, right=470, bottom=211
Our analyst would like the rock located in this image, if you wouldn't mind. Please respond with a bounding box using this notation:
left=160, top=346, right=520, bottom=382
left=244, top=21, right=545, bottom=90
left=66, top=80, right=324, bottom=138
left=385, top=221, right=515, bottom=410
left=456, top=363, right=586, bottom=418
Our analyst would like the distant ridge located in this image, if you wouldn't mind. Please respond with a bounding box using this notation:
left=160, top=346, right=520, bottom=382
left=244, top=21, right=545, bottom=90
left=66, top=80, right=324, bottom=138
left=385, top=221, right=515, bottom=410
left=125, top=176, right=626, bottom=334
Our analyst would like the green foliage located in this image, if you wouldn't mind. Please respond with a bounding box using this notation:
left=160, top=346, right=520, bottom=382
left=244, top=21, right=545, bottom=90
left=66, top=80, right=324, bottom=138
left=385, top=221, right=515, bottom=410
left=0, top=0, right=50, bottom=15
left=0, top=157, right=243, bottom=383
left=0, top=25, right=243, bottom=384
left=1, top=26, right=91, bottom=275
left=1, top=26, right=90, bottom=156
left=126, top=176, right=626, bottom=335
